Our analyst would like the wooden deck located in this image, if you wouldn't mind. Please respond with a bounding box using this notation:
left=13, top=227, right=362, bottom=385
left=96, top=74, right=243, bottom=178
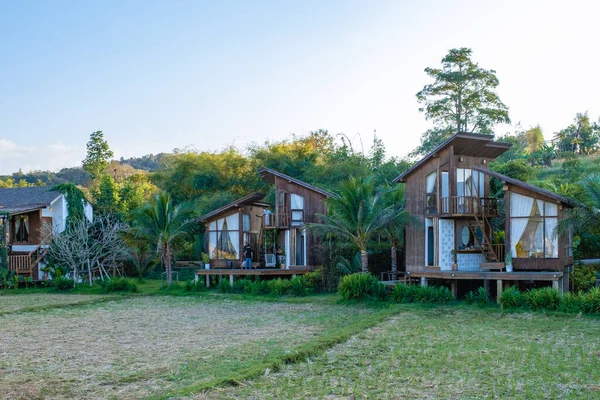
left=194, top=267, right=313, bottom=288
left=408, top=270, right=563, bottom=281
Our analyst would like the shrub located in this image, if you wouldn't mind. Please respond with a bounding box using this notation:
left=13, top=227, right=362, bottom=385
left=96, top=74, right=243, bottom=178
left=53, top=276, right=75, bottom=291
left=582, top=287, right=600, bottom=314
left=392, top=283, right=418, bottom=303
left=101, top=277, right=138, bottom=293
left=303, top=270, right=323, bottom=292
left=559, top=291, right=586, bottom=313
left=571, top=264, right=599, bottom=292
left=289, top=276, right=307, bottom=296
left=250, top=280, right=269, bottom=295
left=500, top=286, right=524, bottom=309
left=337, top=273, right=381, bottom=301
left=267, top=278, right=292, bottom=296
left=524, top=287, right=560, bottom=311
left=465, top=287, right=491, bottom=307
left=184, top=279, right=205, bottom=292
left=219, top=278, right=232, bottom=293
left=415, top=286, right=453, bottom=305
left=464, top=290, right=476, bottom=305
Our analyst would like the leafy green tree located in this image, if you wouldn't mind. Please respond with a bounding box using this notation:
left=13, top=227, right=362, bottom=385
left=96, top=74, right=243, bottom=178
left=307, top=176, right=406, bottom=273
left=525, top=125, right=545, bottom=154
left=94, top=175, right=121, bottom=216
left=553, top=113, right=599, bottom=155
left=135, top=192, right=196, bottom=285
left=414, top=48, right=510, bottom=155
left=82, top=131, right=114, bottom=180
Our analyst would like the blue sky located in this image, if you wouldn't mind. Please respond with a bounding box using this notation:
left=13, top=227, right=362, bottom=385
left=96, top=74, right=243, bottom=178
left=1, top=0, right=598, bottom=174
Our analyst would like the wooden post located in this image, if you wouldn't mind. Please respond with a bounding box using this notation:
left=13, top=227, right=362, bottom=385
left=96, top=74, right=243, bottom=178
left=552, top=280, right=559, bottom=291
left=496, top=280, right=503, bottom=304
left=194, top=274, right=198, bottom=283
left=230, top=274, right=234, bottom=288
left=219, top=274, right=223, bottom=284
left=421, top=277, right=428, bottom=287
left=206, top=275, right=210, bottom=288
left=483, top=279, right=489, bottom=291
left=450, top=280, right=458, bottom=298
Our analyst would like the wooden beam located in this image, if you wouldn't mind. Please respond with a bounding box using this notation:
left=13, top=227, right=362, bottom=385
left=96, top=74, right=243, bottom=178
left=409, top=271, right=562, bottom=281
left=496, top=280, right=503, bottom=304
left=451, top=280, right=458, bottom=298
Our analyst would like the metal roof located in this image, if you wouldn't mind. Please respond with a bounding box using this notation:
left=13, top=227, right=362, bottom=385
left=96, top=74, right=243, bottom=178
left=0, top=186, right=61, bottom=213
left=474, top=167, right=574, bottom=207
left=393, top=132, right=512, bottom=183
left=258, top=167, right=334, bottom=198
left=198, top=193, right=270, bottom=222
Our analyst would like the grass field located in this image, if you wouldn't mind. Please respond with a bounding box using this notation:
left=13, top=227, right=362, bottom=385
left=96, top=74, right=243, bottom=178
left=2, top=288, right=600, bottom=399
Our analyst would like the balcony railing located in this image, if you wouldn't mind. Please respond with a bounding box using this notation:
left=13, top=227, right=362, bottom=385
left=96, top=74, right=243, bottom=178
left=440, top=196, right=500, bottom=216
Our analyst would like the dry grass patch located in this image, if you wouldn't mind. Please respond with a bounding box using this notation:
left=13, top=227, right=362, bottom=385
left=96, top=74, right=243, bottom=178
left=0, top=293, right=115, bottom=314
left=211, top=308, right=600, bottom=399
left=0, top=295, right=375, bottom=399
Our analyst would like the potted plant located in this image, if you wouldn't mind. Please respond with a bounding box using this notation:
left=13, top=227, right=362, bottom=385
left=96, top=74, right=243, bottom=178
left=505, top=253, right=513, bottom=272
left=451, top=249, right=458, bottom=270
left=201, top=252, right=211, bottom=269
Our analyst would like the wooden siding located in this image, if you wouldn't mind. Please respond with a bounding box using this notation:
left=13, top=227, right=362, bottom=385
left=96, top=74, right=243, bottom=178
left=273, top=175, right=328, bottom=267
left=9, top=210, right=42, bottom=246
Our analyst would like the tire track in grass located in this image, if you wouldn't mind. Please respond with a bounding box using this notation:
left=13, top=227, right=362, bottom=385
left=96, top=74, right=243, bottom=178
left=0, top=294, right=138, bottom=316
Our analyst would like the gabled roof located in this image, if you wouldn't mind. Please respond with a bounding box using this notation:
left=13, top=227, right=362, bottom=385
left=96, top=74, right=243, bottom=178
left=258, top=167, right=334, bottom=198
left=474, top=167, right=574, bottom=207
left=0, top=186, right=61, bottom=214
left=199, top=193, right=270, bottom=222
left=394, top=132, right=512, bottom=183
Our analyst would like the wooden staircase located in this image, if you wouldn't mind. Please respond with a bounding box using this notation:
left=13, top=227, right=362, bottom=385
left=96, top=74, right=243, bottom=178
left=465, top=212, right=498, bottom=262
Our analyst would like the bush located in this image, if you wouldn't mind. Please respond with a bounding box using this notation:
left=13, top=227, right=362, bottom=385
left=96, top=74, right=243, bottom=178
left=184, top=279, right=205, bottom=292
left=218, top=278, right=232, bottom=293
left=524, top=287, right=560, bottom=311
left=559, top=291, right=586, bottom=313
left=571, top=264, right=599, bottom=292
left=53, top=276, right=75, bottom=291
left=250, top=280, right=269, bottom=295
left=101, top=277, right=138, bottom=293
left=337, top=273, right=382, bottom=301
left=289, top=276, right=307, bottom=296
left=500, top=286, right=524, bottom=309
left=267, top=278, right=292, bottom=296
left=303, top=270, right=323, bottom=292
left=582, top=287, right=600, bottom=314
left=392, top=283, right=419, bottom=303
left=415, top=286, right=453, bottom=305
left=465, top=287, right=491, bottom=307
left=464, top=290, right=476, bottom=305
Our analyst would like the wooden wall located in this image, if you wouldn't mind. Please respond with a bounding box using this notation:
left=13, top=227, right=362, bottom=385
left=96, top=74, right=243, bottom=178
left=9, top=210, right=42, bottom=246
left=273, top=176, right=328, bottom=266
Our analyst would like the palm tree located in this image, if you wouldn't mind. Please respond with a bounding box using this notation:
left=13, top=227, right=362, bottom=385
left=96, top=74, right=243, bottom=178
left=557, top=174, right=600, bottom=244
left=379, top=185, right=417, bottom=280
left=307, top=176, right=406, bottom=273
left=136, top=192, right=196, bottom=285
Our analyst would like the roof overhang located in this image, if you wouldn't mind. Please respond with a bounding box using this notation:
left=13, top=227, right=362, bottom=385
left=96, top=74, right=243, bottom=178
left=258, top=167, right=334, bottom=198
left=199, top=193, right=270, bottom=222
left=474, top=167, right=574, bottom=207
left=394, top=132, right=511, bottom=183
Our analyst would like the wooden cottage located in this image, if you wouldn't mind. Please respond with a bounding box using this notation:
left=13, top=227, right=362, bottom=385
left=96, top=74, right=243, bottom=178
left=0, top=186, right=93, bottom=279
left=394, top=133, right=574, bottom=300
left=258, top=167, right=333, bottom=268
left=199, top=193, right=271, bottom=268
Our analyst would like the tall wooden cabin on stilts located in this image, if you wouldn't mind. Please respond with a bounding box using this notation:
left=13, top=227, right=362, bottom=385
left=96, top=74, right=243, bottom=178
left=395, top=133, right=574, bottom=302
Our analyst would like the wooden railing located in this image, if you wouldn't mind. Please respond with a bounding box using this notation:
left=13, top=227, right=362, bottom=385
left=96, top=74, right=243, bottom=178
left=277, top=207, right=289, bottom=228
left=493, top=244, right=505, bottom=260
left=440, top=197, right=499, bottom=216
left=8, top=255, right=33, bottom=276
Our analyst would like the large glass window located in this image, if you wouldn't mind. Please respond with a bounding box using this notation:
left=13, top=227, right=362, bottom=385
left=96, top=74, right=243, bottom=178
left=13, top=215, right=29, bottom=243
left=456, top=168, right=485, bottom=198
left=510, top=193, right=558, bottom=258
left=426, top=172, right=437, bottom=214
left=291, top=194, right=304, bottom=226
left=208, top=213, right=240, bottom=259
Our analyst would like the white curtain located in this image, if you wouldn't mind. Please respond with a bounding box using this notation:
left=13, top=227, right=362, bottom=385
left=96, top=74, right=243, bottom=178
left=291, top=194, right=304, bottom=210
left=426, top=173, right=436, bottom=193
left=209, top=221, right=216, bottom=230
left=510, top=193, right=534, bottom=257
left=545, top=202, right=558, bottom=217
left=217, top=217, right=225, bottom=230
left=209, top=232, right=217, bottom=259
left=14, top=217, right=21, bottom=240
left=536, top=200, right=544, bottom=216
left=225, top=214, right=240, bottom=257
left=545, top=218, right=558, bottom=258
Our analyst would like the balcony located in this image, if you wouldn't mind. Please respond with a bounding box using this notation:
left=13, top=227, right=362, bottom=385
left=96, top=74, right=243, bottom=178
left=438, top=196, right=500, bottom=217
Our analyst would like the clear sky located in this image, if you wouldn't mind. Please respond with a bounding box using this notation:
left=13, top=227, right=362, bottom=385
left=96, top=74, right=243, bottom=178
left=1, top=0, right=598, bottom=174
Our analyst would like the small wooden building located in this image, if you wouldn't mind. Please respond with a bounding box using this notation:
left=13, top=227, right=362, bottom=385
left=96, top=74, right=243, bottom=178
left=199, top=193, right=271, bottom=268
left=394, top=133, right=574, bottom=299
left=258, top=167, right=333, bottom=268
left=0, top=186, right=93, bottom=280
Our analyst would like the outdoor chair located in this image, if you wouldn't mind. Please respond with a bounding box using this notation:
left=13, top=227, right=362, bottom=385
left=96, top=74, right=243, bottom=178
left=264, top=254, right=276, bottom=268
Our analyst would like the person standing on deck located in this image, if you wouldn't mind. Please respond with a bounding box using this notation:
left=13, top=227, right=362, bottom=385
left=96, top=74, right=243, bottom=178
left=243, top=242, right=253, bottom=269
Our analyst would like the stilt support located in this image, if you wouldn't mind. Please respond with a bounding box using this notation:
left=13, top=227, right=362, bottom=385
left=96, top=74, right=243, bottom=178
left=206, top=275, right=210, bottom=288
left=421, top=277, right=428, bottom=287
left=450, top=280, right=458, bottom=298
left=496, top=280, right=503, bottom=304
left=230, top=274, right=234, bottom=288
